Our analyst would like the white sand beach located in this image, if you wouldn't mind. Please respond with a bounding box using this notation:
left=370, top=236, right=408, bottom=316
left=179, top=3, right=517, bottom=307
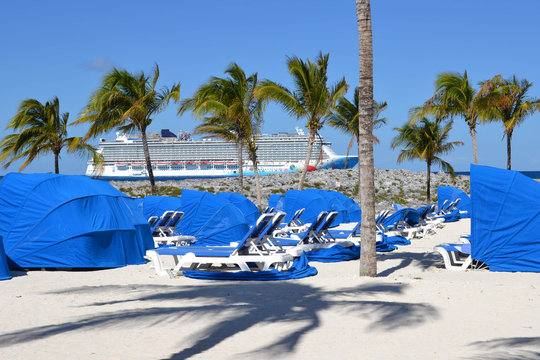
left=1, top=218, right=539, bottom=360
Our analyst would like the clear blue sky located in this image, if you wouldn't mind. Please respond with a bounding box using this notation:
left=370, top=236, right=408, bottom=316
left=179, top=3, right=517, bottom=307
left=1, top=0, right=539, bottom=175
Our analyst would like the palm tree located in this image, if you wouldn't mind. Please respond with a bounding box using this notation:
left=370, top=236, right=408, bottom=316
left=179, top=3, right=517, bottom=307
left=328, top=87, right=387, bottom=167
left=179, top=63, right=266, bottom=208
left=391, top=118, right=463, bottom=204
left=74, top=64, right=180, bottom=195
left=257, top=52, right=348, bottom=190
left=479, top=75, right=539, bottom=170
left=411, top=71, right=490, bottom=165
left=0, top=97, right=100, bottom=173
left=356, top=0, right=377, bottom=277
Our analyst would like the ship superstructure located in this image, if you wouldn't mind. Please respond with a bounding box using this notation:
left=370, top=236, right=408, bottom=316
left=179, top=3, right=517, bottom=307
left=86, top=128, right=358, bottom=180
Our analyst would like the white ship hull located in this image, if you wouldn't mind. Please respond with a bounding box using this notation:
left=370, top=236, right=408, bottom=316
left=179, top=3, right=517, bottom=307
left=86, top=129, right=358, bottom=180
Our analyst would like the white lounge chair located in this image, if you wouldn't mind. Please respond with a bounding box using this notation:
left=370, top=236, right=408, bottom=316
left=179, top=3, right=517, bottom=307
left=146, top=213, right=294, bottom=277
left=433, top=243, right=472, bottom=271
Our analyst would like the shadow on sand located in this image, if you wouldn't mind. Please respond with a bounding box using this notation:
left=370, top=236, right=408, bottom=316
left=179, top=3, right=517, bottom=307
left=377, top=251, right=443, bottom=277
left=0, top=281, right=439, bottom=359
left=466, top=337, right=540, bottom=360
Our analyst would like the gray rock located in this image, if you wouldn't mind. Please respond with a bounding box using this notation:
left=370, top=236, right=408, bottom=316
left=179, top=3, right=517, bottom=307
left=109, top=168, right=470, bottom=213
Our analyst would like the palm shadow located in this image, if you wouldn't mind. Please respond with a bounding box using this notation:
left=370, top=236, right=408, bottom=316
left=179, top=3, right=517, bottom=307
left=0, top=281, right=439, bottom=359
left=377, top=251, right=442, bottom=276
left=465, top=337, right=540, bottom=360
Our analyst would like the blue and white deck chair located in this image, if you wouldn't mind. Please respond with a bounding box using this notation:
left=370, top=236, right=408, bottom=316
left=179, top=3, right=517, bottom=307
left=146, top=213, right=294, bottom=276
left=433, top=243, right=472, bottom=271
left=151, top=211, right=175, bottom=235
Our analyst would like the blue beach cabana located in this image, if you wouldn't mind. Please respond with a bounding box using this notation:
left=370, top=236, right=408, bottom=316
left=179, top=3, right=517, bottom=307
left=0, top=173, right=154, bottom=269
left=136, top=190, right=250, bottom=246
left=216, top=192, right=260, bottom=224
left=0, top=237, right=11, bottom=280
left=274, top=190, right=333, bottom=224
left=437, top=186, right=471, bottom=217
left=471, top=165, right=540, bottom=272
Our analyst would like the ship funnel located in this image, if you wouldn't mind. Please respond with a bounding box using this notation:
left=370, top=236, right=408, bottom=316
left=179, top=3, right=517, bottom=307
left=295, top=127, right=305, bottom=135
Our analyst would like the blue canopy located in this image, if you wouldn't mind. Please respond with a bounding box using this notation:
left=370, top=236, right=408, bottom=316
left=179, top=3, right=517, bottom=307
left=471, top=164, right=540, bottom=272
left=133, top=195, right=183, bottom=220
left=0, top=173, right=153, bottom=269
left=136, top=190, right=249, bottom=246
left=216, top=192, right=260, bottom=224
left=267, top=194, right=284, bottom=210
left=304, top=189, right=361, bottom=223
left=438, top=186, right=471, bottom=216
left=0, top=237, right=11, bottom=280
left=273, top=190, right=333, bottom=224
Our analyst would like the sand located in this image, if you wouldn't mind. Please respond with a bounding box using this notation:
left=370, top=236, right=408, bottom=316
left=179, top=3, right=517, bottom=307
left=1, top=218, right=539, bottom=360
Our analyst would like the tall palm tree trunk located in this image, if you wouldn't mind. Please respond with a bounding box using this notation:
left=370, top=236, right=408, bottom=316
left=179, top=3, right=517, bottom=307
left=140, top=128, right=157, bottom=195
left=357, top=0, right=377, bottom=277
left=251, top=153, right=262, bottom=210
left=506, top=130, right=512, bottom=170
left=426, top=160, right=431, bottom=205
left=344, top=135, right=354, bottom=168
left=298, top=128, right=316, bottom=190
left=237, top=141, right=244, bottom=194
left=54, top=150, right=60, bottom=174
left=469, top=124, right=478, bottom=165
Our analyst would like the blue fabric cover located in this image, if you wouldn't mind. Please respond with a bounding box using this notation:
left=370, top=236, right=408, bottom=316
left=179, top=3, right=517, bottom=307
left=0, top=173, right=153, bottom=269
left=306, top=240, right=397, bottom=263
left=382, top=208, right=420, bottom=229
left=304, top=189, right=361, bottom=224
left=267, top=194, right=284, bottom=209
left=182, top=252, right=317, bottom=280
left=273, top=190, right=332, bottom=224
left=471, top=164, right=540, bottom=272
left=442, top=209, right=461, bottom=223
left=133, top=196, right=183, bottom=220
left=438, top=186, right=471, bottom=217
left=136, top=190, right=250, bottom=246
left=216, top=192, right=260, bottom=224
left=0, top=237, right=11, bottom=280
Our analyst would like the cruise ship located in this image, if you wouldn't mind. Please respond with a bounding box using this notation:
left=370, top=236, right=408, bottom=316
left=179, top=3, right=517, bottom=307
left=86, top=128, right=358, bottom=180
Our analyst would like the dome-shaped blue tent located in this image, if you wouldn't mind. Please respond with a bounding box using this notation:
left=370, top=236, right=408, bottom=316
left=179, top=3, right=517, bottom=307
left=135, top=190, right=249, bottom=246
left=0, top=237, right=11, bottom=280
left=0, top=173, right=153, bottom=269
left=305, top=189, right=361, bottom=223
left=268, top=194, right=284, bottom=210
left=471, top=165, right=540, bottom=272
left=133, top=195, right=183, bottom=220
left=274, top=190, right=333, bottom=224
left=438, top=186, right=471, bottom=217
left=216, top=192, right=260, bottom=225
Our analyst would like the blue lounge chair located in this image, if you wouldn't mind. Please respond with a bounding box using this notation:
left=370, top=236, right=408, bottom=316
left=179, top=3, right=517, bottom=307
left=146, top=213, right=294, bottom=276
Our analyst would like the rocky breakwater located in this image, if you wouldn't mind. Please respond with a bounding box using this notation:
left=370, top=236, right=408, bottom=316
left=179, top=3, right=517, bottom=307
left=110, top=168, right=470, bottom=212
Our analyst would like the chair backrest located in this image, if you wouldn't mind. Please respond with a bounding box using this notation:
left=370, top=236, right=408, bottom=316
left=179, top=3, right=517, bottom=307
left=148, top=216, right=159, bottom=228
left=157, top=211, right=174, bottom=227
left=235, top=213, right=275, bottom=253
left=298, top=211, right=328, bottom=243
left=167, top=211, right=184, bottom=228
left=318, top=211, right=339, bottom=233
left=288, top=208, right=305, bottom=227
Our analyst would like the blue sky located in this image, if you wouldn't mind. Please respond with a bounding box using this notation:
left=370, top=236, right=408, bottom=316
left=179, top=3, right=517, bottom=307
left=1, top=0, right=539, bottom=175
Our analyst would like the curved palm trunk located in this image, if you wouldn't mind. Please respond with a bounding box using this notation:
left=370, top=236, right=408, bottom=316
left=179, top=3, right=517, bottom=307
left=237, top=141, right=244, bottom=194
left=506, top=130, right=512, bottom=170
left=357, top=0, right=377, bottom=277
left=298, top=128, right=316, bottom=190
left=54, top=150, right=60, bottom=174
left=426, top=160, right=431, bottom=205
left=250, top=152, right=262, bottom=210
left=344, top=135, right=354, bottom=168
left=469, top=124, right=478, bottom=165
left=141, top=128, right=157, bottom=195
